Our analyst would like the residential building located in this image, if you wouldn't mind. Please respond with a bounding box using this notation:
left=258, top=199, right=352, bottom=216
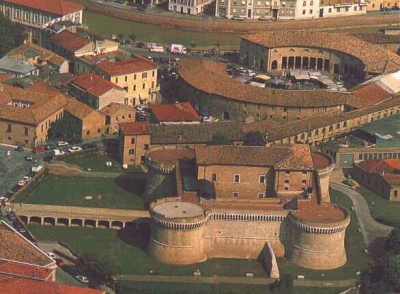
left=215, top=0, right=366, bottom=19
left=67, top=72, right=125, bottom=109
left=168, top=0, right=215, bottom=15
left=75, top=52, right=159, bottom=106
left=0, top=56, right=38, bottom=78
left=367, top=0, right=399, bottom=11
left=6, top=42, right=69, bottom=74
left=119, top=122, right=150, bottom=166
left=100, top=102, right=136, bottom=134
left=354, top=159, right=400, bottom=201
left=149, top=102, right=201, bottom=125
left=0, top=0, right=84, bottom=44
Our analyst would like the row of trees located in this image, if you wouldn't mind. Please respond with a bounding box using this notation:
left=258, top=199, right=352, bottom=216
left=0, top=12, right=26, bottom=55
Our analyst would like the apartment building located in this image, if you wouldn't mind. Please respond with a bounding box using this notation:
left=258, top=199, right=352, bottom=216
left=168, top=0, right=215, bottom=14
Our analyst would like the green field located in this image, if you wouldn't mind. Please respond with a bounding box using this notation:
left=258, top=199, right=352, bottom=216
left=83, top=11, right=241, bottom=46
left=16, top=174, right=145, bottom=210
left=56, top=152, right=142, bottom=173
left=28, top=225, right=266, bottom=278
left=357, top=186, right=400, bottom=227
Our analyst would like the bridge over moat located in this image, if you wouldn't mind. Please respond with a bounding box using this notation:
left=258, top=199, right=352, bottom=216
left=12, top=204, right=150, bottom=230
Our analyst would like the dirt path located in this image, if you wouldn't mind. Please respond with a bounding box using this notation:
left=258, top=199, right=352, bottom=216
left=75, top=0, right=398, bottom=33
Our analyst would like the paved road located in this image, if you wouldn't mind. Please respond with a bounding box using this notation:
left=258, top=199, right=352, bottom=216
left=330, top=182, right=392, bottom=244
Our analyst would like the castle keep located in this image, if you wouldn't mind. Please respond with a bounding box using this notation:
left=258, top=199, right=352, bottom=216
left=144, top=145, right=349, bottom=272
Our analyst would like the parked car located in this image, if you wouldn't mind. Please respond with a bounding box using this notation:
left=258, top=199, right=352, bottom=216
left=258, top=16, right=271, bottom=21
left=25, top=155, right=33, bottom=161
left=75, top=275, right=89, bottom=284
left=0, top=196, right=7, bottom=205
left=52, top=149, right=65, bottom=156
left=33, top=146, right=45, bottom=153
left=68, top=138, right=83, bottom=145
left=15, top=145, right=24, bottom=152
left=18, top=180, right=26, bottom=186
left=47, top=252, right=56, bottom=259
left=246, top=70, right=256, bottom=77
left=82, top=143, right=97, bottom=150
left=19, top=228, right=26, bottom=234
left=392, top=5, right=399, bottom=10
left=55, top=258, right=65, bottom=267
left=31, top=165, right=44, bottom=173
left=8, top=212, right=16, bottom=221
left=232, top=16, right=245, bottom=21
left=203, top=116, right=220, bottom=123
left=23, top=176, right=32, bottom=182
left=68, top=146, right=82, bottom=153
left=45, top=144, right=58, bottom=151
left=57, top=141, right=69, bottom=147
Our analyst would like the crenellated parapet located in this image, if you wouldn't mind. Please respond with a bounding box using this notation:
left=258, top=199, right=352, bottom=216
left=144, top=156, right=176, bottom=174
left=210, top=212, right=287, bottom=222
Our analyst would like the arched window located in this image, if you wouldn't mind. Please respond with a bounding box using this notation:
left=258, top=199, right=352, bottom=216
left=271, top=60, right=278, bottom=70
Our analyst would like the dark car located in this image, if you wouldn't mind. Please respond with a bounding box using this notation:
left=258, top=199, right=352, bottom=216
left=15, top=145, right=24, bottom=152
left=82, top=143, right=97, bottom=150
left=392, top=5, right=399, bottom=10
left=8, top=212, right=16, bottom=221
left=68, top=138, right=83, bottom=145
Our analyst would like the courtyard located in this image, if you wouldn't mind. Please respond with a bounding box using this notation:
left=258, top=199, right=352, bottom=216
left=15, top=174, right=146, bottom=210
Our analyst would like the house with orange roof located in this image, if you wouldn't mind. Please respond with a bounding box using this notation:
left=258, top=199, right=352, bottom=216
left=355, top=159, right=400, bottom=201
left=0, top=0, right=84, bottom=44
left=67, top=72, right=125, bottom=109
left=118, top=122, right=150, bottom=166
left=75, top=52, right=159, bottom=106
left=150, top=102, right=201, bottom=125
left=100, top=102, right=136, bottom=135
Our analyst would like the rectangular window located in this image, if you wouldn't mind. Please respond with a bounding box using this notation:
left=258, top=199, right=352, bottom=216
left=151, top=81, right=155, bottom=88
left=284, top=179, right=290, bottom=184
left=259, top=175, right=265, bottom=184
left=232, top=192, right=239, bottom=198
left=234, top=174, right=240, bottom=183
left=124, top=98, right=128, bottom=105
left=133, top=85, right=136, bottom=91
left=142, top=83, right=145, bottom=89
left=129, top=149, right=135, bottom=155
left=142, top=72, right=147, bottom=79
left=144, top=144, right=149, bottom=150
left=152, top=71, right=155, bottom=77
left=134, top=74, right=137, bottom=80
left=302, top=180, right=307, bottom=184
left=125, top=76, right=128, bottom=82
left=395, top=190, right=398, bottom=197
left=284, top=186, right=289, bottom=191
left=285, top=171, right=290, bottom=175
left=212, top=174, right=217, bottom=181
left=303, top=0, right=306, bottom=5
left=131, top=138, right=135, bottom=144
left=24, top=127, right=28, bottom=136
left=115, top=77, right=119, bottom=83
left=258, top=192, right=265, bottom=199
left=6, top=124, right=11, bottom=133
left=123, top=86, right=128, bottom=92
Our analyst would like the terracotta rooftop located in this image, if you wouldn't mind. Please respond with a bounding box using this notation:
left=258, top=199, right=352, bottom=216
left=65, top=97, right=104, bottom=119
left=256, top=96, right=400, bottom=142
left=6, top=43, right=67, bottom=67
left=70, top=72, right=124, bottom=97
left=241, top=31, right=400, bottom=74
left=354, top=33, right=400, bottom=44
left=0, top=84, right=68, bottom=125
left=383, top=174, right=400, bottom=186
left=179, top=59, right=349, bottom=108
left=293, top=201, right=349, bottom=223
left=147, top=148, right=195, bottom=164
left=0, top=221, right=54, bottom=268
left=312, top=152, right=332, bottom=170
left=150, top=102, right=200, bottom=123
left=349, top=82, right=392, bottom=109
left=195, top=145, right=314, bottom=169
left=81, top=53, right=157, bottom=76
left=100, top=102, right=135, bottom=116
left=4, top=0, right=83, bottom=16
left=0, top=260, right=53, bottom=281
left=358, top=159, right=400, bottom=173
left=119, top=122, right=150, bottom=136
left=150, top=122, right=245, bottom=145
left=0, top=275, right=105, bottom=294
left=50, top=30, right=91, bottom=53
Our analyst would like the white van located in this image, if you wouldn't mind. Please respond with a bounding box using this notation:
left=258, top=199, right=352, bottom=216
left=51, top=149, right=65, bottom=156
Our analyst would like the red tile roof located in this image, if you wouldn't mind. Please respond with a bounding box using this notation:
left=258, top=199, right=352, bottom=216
left=150, top=102, right=200, bottom=123
left=0, top=275, right=105, bottom=294
left=70, top=72, right=123, bottom=97
left=0, top=260, right=53, bottom=281
left=312, top=151, right=332, bottom=170
left=349, top=83, right=391, bottom=109
left=4, top=0, right=83, bottom=16
left=96, top=55, right=157, bottom=76
left=358, top=159, right=400, bottom=186
left=50, top=30, right=91, bottom=53
left=119, top=122, right=150, bottom=135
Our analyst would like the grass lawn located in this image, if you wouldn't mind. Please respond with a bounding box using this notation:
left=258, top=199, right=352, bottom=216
left=16, top=174, right=145, bottom=210
left=277, top=189, right=369, bottom=281
left=56, top=268, right=86, bottom=287
left=28, top=225, right=266, bottom=278
left=356, top=186, right=400, bottom=227
left=56, top=152, right=142, bottom=173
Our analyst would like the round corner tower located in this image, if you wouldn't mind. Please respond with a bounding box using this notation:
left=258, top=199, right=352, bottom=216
left=143, top=147, right=195, bottom=205
left=312, top=151, right=334, bottom=203
left=148, top=198, right=208, bottom=265
left=287, top=204, right=350, bottom=270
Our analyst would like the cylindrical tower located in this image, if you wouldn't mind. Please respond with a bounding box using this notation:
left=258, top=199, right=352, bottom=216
left=312, top=152, right=334, bottom=203
left=287, top=204, right=350, bottom=270
left=143, top=147, right=195, bottom=205
left=148, top=198, right=208, bottom=265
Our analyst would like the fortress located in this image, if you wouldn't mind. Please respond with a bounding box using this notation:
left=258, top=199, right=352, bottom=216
left=144, top=145, right=350, bottom=273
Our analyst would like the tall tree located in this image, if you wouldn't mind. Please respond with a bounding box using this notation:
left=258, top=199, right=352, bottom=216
left=0, top=12, right=26, bottom=55
left=387, top=228, right=400, bottom=254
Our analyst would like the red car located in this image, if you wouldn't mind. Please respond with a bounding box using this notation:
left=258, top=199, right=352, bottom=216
left=55, top=258, right=65, bottom=267
left=33, top=146, right=45, bottom=153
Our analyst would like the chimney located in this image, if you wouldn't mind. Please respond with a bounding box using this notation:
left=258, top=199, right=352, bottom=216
left=0, top=83, right=3, bottom=92
left=90, top=76, right=93, bottom=82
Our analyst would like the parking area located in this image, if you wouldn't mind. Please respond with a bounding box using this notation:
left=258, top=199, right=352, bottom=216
left=0, top=145, right=47, bottom=196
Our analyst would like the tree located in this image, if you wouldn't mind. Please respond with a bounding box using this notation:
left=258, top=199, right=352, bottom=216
left=128, top=33, right=136, bottom=44
left=48, top=115, right=80, bottom=139
left=211, top=132, right=231, bottom=145
left=117, top=33, right=124, bottom=41
left=0, top=12, right=26, bottom=55
left=383, top=254, right=400, bottom=291
left=77, top=253, right=119, bottom=281
left=387, top=228, right=400, bottom=254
